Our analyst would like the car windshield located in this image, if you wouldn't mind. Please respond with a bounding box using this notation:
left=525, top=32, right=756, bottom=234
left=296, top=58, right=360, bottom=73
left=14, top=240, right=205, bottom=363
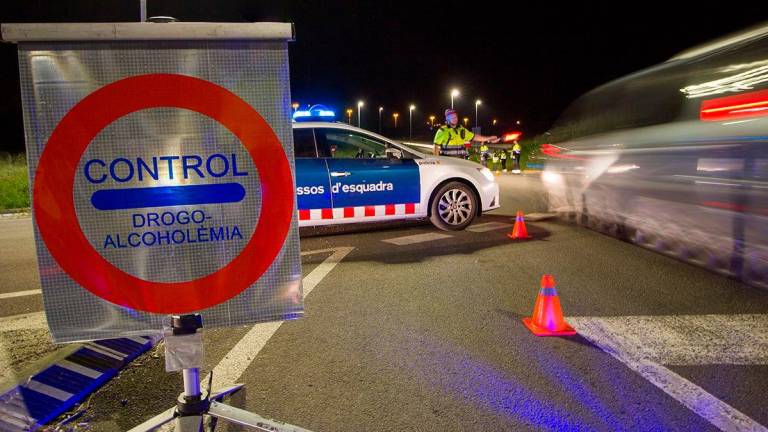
left=319, top=129, right=387, bottom=158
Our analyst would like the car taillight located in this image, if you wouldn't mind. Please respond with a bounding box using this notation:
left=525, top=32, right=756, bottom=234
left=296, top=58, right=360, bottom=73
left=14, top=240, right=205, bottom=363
left=502, top=131, right=522, bottom=142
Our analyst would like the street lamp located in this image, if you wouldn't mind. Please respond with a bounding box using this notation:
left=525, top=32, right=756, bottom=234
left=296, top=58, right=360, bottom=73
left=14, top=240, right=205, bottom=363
left=451, top=88, right=460, bottom=109
left=492, top=119, right=497, bottom=126
left=378, top=106, right=383, bottom=133
left=463, top=117, right=469, bottom=127
left=291, top=102, right=299, bottom=112
left=357, top=101, right=364, bottom=128
left=516, top=119, right=522, bottom=125
left=475, top=99, right=481, bottom=128
left=409, top=105, right=416, bottom=139
left=429, top=115, right=435, bottom=127
left=393, top=112, right=399, bottom=129
left=346, top=108, right=353, bottom=124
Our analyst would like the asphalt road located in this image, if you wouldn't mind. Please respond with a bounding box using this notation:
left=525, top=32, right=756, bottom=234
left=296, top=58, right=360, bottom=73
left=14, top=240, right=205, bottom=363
left=1, top=172, right=767, bottom=431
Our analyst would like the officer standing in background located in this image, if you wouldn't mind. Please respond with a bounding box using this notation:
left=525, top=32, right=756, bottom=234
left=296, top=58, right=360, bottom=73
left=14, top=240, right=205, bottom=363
left=499, top=148, right=508, bottom=173
left=479, top=141, right=491, bottom=167
left=511, top=140, right=522, bottom=174
left=491, top=150, right=500, bottom=174
left=433, top=109, right=498, bottom=158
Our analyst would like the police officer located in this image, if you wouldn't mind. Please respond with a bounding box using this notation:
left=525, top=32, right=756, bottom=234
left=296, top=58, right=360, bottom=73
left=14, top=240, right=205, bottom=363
left=499, top=148, right=508, bottom=173
left=491, top=150, right=500, bottom=174
left=433, top=109, right=498, bottom=158
left=511, top=140, right=522, bottom=174
left=479, top=142, right=491, bottom=167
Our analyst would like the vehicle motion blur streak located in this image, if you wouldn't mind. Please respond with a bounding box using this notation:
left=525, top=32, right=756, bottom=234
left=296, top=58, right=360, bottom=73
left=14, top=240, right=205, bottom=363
left=543, top=22, right=768, bottom=289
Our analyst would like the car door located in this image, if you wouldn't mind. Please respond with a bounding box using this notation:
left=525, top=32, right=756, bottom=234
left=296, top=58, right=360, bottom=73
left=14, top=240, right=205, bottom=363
left=292, top=128, right=333, bottom=222
left=315, top=127, right=420, bottom=218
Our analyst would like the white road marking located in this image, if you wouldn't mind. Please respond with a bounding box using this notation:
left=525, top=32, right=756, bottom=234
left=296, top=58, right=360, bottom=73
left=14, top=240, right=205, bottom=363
left=571, top=315, right=768, bottom=432
left=0, top=289, right=41, bottom=300
left=466, top=222, right=511, bottom=233
left=382, top=232, right=452, bottom=245
left=573, top=314, right=768, bottom=365
left=206, top=247, right=354, bottom=390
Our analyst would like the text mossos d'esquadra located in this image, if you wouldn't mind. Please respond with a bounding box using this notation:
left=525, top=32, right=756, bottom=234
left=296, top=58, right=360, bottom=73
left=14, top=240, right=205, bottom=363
left=297, top=181, right=394, bottom=196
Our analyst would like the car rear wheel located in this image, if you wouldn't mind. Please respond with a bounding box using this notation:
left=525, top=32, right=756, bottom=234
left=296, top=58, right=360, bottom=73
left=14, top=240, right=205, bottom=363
left=429, top=182, right=477, bottom=231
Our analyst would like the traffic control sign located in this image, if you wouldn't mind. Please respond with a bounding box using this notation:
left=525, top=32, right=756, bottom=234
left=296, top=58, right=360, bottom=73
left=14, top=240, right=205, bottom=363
left=6, top=23, right=301, bottom=342
left=34, top=74, right=294, bottom=314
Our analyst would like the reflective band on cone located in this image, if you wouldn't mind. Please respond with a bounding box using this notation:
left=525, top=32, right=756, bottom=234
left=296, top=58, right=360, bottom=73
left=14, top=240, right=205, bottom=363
left=507, top=210, right=533, bottom=240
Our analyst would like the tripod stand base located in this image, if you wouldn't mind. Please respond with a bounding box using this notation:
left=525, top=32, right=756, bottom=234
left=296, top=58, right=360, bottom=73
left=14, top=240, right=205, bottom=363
left=128, top=384, right=311, bottom=432
left=208, top=400, right=310, bottom=431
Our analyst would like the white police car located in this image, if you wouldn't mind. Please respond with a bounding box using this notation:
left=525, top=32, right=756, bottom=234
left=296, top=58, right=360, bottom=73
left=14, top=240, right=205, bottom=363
left=292, top=121, right=500, bottom=230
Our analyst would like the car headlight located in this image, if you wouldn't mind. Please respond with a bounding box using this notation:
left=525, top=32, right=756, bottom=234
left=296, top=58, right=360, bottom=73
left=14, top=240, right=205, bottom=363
left=478, top=167, right=495, bottom=182
left=541, top=171, right=563, bottom=185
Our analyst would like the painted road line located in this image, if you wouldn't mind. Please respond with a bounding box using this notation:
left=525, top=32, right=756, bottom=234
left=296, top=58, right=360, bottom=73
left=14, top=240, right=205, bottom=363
left=573, top=314, right=768, bottom=365
left=206, top=247, right=354, bottom=390
left=382, top=232, right=452, bottom=246
left=0, top=290, right=42, bottom=300
left=302, top=247, right=354, bottom=297
left=571, top=315, right=768, bottom=432
left=466, top=222, right=512, bottom=233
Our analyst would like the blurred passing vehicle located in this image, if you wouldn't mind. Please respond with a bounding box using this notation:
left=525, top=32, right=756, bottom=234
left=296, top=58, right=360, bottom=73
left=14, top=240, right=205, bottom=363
left=543, top=23, right=768, bottom=289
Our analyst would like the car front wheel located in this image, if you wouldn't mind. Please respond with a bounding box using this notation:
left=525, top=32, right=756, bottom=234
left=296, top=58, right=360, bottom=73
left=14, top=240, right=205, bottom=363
left=429, top=182, right=477, bottom=231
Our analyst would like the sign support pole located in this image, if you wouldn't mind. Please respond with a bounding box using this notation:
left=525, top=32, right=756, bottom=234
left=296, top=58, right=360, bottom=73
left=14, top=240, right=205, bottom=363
left=129, top=314, right=312, bottom=432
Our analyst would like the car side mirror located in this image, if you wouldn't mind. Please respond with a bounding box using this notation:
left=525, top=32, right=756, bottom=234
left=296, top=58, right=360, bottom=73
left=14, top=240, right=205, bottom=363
left=385, top=147, right=403, bottom=159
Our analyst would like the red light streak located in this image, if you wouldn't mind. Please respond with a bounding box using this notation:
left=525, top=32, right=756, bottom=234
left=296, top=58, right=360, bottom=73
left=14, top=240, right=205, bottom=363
left=700, top=89, right=768, bottom=122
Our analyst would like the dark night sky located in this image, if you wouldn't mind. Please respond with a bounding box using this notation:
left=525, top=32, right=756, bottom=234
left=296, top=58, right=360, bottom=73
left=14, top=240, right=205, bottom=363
left=0, top=1, right=765, bottom=152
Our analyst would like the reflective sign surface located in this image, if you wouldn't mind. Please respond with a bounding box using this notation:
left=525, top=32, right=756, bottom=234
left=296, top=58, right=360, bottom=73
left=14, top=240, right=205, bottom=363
left=18, top=41, right=302, bottom=342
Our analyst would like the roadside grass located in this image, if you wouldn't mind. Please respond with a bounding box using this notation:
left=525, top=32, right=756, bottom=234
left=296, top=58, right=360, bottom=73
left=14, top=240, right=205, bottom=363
left=0, top=153, right=30, bottom=210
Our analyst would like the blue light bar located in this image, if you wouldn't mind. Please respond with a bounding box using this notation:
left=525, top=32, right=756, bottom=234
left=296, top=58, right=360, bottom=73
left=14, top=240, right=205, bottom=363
left=292, top=104, right=336, bottom=121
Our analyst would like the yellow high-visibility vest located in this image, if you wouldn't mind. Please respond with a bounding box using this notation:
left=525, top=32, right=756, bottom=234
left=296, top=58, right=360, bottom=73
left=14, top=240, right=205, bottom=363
left=433, top=125, right=475, bottom=147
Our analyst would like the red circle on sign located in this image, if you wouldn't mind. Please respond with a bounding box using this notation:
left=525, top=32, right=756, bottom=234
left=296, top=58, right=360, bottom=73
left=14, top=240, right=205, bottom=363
left=34, top=74, right=294, bottom=314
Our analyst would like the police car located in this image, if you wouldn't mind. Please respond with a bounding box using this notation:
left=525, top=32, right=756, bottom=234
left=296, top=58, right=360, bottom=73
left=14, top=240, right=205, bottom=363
left=291, top=121, right=500, bottom=230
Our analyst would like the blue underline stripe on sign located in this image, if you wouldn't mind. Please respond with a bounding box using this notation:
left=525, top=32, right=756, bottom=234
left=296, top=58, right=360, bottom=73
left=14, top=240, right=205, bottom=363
left=90, top=183, right=246, bottom=210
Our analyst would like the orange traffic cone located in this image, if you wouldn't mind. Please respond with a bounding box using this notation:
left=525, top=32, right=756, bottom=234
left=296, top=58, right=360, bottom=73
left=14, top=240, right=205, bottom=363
left=523, top=275, right=576, bottom=336
left=507, top=211, right=532, bottom=240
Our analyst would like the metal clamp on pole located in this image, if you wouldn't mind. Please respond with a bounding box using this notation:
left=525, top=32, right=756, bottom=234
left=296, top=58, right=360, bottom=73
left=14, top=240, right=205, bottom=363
left=171, top=315, right=209, bottom=425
